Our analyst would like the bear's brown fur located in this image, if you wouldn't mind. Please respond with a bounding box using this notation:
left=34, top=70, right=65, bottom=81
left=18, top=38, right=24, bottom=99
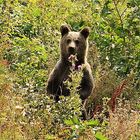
left=47, top=25, right=94, bottom=101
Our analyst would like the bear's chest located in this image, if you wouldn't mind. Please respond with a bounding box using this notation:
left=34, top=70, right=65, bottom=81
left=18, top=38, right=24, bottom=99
left=58, top=67, right=82, bottom=96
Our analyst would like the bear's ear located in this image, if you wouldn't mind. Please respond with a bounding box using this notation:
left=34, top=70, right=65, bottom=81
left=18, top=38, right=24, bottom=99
left=60, top=24, right=71, bottom=37
left=80, top=27, right=90, bottom=39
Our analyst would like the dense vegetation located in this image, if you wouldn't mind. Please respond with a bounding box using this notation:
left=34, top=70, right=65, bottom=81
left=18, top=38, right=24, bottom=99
left=0, top=0, right=140, bottom=139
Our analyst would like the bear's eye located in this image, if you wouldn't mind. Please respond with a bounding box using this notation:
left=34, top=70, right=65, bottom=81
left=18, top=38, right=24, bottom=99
left=67, top=39, right=71, bottom=44
left=75, top=40, right=79, bottom=45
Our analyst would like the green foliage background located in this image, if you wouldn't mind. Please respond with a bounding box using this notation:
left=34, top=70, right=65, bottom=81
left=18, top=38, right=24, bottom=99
left=0, top=0, right=140, bottom=139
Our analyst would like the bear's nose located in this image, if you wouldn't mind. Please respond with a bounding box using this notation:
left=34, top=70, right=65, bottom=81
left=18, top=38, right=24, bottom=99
left=68, top=47, right=75, bottom=54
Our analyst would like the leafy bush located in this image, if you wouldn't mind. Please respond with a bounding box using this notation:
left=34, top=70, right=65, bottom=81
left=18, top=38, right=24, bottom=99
left=0, top=0, right=140, bottom=139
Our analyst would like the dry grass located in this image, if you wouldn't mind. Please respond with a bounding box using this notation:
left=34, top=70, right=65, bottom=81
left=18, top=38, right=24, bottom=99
left=105, top=99, right=140, bottom=140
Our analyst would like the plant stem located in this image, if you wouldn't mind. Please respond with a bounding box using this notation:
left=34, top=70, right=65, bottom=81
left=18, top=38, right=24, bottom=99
left=112, top=0, right=126, bottom=56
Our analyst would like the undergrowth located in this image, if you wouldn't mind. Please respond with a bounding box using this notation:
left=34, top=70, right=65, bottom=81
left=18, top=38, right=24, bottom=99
left=0, top=0, right=140, bottom=139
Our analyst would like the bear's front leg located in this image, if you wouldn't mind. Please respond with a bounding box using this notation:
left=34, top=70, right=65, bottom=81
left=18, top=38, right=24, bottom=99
left=79, top=68, right=94, bottom=119
left=47, top=78, right=61, bottom=101
left=79, top=68, right=94, bottom=100
left=47, top=61, right=64, bottom=101
left=47, top=60, right=70, bottom=101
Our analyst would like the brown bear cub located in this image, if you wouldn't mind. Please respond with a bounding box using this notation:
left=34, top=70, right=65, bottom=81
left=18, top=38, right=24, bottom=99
left=47, top=25, right=94, bottom=102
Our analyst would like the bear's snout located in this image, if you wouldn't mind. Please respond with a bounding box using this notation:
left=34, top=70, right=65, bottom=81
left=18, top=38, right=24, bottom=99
left=68, top=46, right=75, bottom=54
left=68, top=41, right=76, bottom=54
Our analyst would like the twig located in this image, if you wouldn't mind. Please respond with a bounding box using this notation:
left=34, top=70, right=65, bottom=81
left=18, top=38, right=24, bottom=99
left=112, top=0, right=124, bottom=29
left=122, top=0, right=126, bottom=5
left=121, top=7, right=128, bottom=17
left=112, top=0, right=126, bottom=55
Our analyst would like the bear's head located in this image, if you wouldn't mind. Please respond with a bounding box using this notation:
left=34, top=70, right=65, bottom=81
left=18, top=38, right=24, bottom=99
left=59, top=24, right=90, bottom=64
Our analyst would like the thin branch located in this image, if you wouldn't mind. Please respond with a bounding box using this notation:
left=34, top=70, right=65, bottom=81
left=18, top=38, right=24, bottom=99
left=121, top=7, right=128, bottom=17
left=112, top=0, right=124, bottom=26
left=116, top=0, right=120, bottom=5
left=122, top=0, right=126, bottom=5
left=112, top=0, right=127, bottom=57
left=112, top=0, right=126, bottom=44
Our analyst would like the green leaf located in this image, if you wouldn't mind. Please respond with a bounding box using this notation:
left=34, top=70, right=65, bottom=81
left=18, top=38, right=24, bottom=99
left=0, top=0, right=3, bottom=4
left=95, top=132, right=107, bottom=140
left=95, top=132, right=108, bottom=140
left=32, top=7, right=41, bottom=17
left=72, top=116, right=80, bottom=125
left=64, top=119, right=74, bottom=126
left=45, top=134, right=56, bottom=140
left=93, top=0, right=100, bottom=4
left=85, top=119, right=99, bottom=127
left=136, top=104, right=140, bottom=110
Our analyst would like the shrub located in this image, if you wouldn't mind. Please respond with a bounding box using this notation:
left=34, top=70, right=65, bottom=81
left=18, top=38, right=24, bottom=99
left=0, top=0, right=139, bottom=139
